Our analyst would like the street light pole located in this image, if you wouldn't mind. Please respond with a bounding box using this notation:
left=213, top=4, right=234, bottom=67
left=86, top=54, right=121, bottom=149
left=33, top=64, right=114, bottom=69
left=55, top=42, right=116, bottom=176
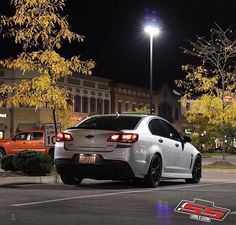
left=144, top=25, right=160, bottom=115
left=149, top=34, right=153, bottom=115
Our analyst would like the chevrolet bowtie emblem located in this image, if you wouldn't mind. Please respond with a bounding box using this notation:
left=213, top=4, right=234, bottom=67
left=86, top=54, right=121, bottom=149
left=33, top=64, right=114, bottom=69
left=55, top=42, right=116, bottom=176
left=85, top=135, right=94, bottom=139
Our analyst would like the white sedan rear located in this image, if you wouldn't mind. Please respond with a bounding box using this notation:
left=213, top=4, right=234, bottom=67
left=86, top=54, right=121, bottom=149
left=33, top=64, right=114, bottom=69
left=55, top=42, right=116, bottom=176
left=55, top=114, right=201, bottom=187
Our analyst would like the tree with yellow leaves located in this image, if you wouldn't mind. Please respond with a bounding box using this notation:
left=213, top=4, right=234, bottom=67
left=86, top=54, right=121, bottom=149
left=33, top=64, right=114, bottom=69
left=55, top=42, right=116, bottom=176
left=0, top=0, right=95, bottom=133
left=176, top=25, right=236, bottom=159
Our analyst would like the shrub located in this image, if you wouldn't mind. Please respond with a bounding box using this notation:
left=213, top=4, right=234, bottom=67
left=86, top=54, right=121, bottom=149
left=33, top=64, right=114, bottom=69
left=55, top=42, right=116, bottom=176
left=1, top=154, right=17, bottom=171
left=13, top=150, right=53, bottom=176
left=12, top=150, right=36, bottom=171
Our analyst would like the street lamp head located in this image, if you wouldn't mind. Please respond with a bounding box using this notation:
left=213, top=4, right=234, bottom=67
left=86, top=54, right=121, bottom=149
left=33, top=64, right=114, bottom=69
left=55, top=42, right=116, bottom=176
left=144, top=25, right=160, bottom=36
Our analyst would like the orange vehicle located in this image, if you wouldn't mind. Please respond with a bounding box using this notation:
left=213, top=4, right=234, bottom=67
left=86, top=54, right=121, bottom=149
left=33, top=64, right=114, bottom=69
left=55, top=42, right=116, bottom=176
left=0, top=130, right=54, bottom=160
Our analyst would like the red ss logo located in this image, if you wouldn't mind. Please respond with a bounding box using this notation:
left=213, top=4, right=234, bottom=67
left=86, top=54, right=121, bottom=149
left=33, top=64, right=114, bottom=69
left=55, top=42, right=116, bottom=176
left=177, top=202, right=229, bottom=220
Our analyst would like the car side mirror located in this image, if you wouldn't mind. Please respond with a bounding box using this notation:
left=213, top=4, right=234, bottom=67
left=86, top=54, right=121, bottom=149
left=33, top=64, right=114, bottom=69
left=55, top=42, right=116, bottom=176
left=183, top=136, right=192, bottom=143
left=11, top=137, right=16, bottom=141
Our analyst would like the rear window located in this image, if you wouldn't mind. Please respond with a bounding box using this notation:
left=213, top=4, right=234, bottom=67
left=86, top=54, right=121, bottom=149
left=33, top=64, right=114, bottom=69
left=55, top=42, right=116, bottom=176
left=75, top=116, right=142, bottom=131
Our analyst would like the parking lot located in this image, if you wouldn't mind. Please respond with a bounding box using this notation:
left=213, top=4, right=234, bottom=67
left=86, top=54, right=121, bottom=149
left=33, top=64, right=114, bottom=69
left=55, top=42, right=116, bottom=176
left=0, top=178, right=236, bottom=225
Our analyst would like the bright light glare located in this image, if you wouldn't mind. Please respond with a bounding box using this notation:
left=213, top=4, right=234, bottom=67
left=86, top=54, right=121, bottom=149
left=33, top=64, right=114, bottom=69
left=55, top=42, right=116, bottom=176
left=144, top=25, right=160, bottom=36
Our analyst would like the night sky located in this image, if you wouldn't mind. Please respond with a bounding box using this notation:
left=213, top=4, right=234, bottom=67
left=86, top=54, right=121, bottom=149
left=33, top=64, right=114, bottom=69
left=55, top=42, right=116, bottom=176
left=0, top=0, right=236, bottom=90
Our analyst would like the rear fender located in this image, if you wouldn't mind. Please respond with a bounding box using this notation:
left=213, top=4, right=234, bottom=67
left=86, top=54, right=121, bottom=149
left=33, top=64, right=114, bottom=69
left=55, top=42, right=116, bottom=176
left=144, top=145, right=163, bottom=175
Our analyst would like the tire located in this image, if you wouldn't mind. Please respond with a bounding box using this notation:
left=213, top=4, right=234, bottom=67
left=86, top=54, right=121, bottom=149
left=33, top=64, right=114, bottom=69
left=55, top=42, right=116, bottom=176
left=60, top=173, right=83, bottom=185
left=144, top=154, right=162, bottom=188
left=186, top=155, right=201, bottom=184
left=0, top=148, right=5, bottom=159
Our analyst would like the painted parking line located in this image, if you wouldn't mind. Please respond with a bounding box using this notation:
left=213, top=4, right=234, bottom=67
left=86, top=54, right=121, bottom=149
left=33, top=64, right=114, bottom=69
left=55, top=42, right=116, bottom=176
left=12, top=182, right=230, bottom=207
left=173, top=188, right=236, bottom=193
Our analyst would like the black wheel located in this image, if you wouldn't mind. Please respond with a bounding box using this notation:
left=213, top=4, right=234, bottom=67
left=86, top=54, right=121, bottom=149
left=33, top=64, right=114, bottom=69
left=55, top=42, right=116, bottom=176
left=144, top=154, right=162, bottom=188
left=186, top=156, right=201, bottom=184
left=0, top=148, right=5, bottom=159
left=60, top=173, right=83, bottom=185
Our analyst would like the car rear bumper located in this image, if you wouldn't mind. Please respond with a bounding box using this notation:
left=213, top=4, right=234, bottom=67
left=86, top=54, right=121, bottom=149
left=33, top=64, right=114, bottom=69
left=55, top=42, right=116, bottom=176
left=55, top=156, right=135, bottom=180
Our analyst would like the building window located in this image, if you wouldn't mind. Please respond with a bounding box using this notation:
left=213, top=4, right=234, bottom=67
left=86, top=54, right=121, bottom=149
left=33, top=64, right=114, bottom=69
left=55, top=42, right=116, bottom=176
left=90, top=97, right=96, bottom=114
left=186, top=102, right=190, bottom=110
left=118, top=101, right=122, bottom=113
left=91, top=91, right=95, bottom=95
left=128, top=90, right=131, bottom=95
left=98, top=84, right=109, bottom=90
left=74, top=95, right=81, bottom=112
left=104, top=100, right=110, bottom=114
left=133, top=91, right=136, bottom=95
left=118, top=88, right=122, bottom=93
left=83, top=90, right=88, bottom=94
left=67, top=93, right=73, bottom=106
left=76, top=89, right=80, bottom=93
left=82, top=96, right=88, bottom=113
left=98, top=92, right=103, bottom=97
left=0, top=93, right=7, bottom=107
left=132, top=103, right=136, bottom=111
left=97, top=98, right=103, bottom=114
left=125, top=102, right=129, bottom=112
left=68, top=77, right=80, bottom=85
left=123, top=89, right=127, bottom=94
left=83, top=81, right=95, bottom=88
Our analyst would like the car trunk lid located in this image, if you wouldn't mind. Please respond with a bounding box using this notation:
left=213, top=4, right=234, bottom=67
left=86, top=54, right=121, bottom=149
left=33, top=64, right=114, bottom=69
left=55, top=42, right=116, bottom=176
left=64, top=129, right=118, bottom=152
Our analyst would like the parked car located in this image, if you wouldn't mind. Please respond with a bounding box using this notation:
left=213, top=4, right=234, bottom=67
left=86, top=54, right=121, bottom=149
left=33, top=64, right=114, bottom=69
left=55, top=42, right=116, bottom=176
left=55, top=114, right=201, bottom=187
left=0, top=130, right=54, bottom=160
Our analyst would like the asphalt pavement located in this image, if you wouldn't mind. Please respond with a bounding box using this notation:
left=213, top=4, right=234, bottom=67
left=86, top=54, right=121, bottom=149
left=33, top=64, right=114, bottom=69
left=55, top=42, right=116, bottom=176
left=0, top=156, right=236, bottom=225
left=0, top=179, right=235, bottom=225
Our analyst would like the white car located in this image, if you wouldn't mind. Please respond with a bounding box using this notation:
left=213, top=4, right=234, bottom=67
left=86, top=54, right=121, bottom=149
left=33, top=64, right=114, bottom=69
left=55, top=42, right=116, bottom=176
left=55, top=114, right=201, bottom=187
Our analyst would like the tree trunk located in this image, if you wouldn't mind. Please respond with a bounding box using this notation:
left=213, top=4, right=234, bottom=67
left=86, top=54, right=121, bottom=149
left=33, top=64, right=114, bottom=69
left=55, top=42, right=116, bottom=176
left=222, top=135, right=226, bottom=160
left=52, top=107, right=58, bottom=136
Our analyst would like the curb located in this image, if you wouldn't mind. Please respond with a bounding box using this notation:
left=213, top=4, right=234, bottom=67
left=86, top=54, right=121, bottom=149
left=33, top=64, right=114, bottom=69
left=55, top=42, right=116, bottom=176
left=202, top=168, right=236, bottom=173
left=0, top=175, right=62, bottom=186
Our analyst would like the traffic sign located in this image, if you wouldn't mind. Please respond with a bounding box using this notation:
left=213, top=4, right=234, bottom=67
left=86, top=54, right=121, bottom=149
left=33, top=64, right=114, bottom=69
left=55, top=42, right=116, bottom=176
left=44, top=123, right=61, bottom=147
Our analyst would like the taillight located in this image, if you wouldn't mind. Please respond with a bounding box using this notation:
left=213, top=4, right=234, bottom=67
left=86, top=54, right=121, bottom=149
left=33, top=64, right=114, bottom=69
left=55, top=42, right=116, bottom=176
left=56, top=132, right=73, bottom=142
left=107, top=133, right=138, bottom=143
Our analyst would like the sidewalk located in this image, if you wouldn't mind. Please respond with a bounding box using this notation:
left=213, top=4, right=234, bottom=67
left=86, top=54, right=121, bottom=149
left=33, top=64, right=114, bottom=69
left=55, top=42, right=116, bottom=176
left=201, top=169, right=236, bottom=182
left=0, top=169, right=236, bottom=186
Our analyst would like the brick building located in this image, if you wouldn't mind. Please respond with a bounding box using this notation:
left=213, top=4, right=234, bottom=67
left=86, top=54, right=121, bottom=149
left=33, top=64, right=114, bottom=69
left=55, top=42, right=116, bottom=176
left=0, top=68, right=182, bottom=138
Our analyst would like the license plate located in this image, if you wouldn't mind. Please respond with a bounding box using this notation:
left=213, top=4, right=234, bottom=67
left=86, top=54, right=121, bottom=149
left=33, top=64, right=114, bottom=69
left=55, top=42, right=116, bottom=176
left=79, top=154, right=96, bottom=164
